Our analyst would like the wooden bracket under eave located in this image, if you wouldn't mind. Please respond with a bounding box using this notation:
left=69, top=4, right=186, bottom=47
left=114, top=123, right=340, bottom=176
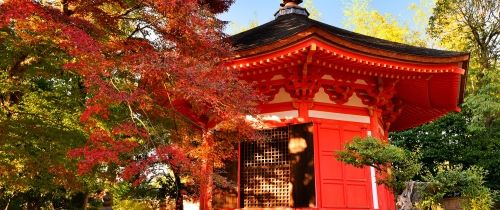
left=303, top=43, right=317, bottom=77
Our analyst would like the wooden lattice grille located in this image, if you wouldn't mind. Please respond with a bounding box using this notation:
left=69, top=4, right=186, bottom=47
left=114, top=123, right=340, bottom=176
left=240, top=127, right=291, bottom=208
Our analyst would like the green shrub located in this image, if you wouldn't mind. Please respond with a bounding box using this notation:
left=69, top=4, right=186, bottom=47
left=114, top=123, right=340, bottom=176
left=336, top=137, right=422, bottom=194
left=418, top=166, right=494, bottom=210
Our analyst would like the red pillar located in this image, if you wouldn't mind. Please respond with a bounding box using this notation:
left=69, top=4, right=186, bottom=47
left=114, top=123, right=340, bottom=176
left=199, top=162, right=213, bottom=210
left=199, top=133, right=214, bottom=210
left=294, top=100, right=312, bottom=120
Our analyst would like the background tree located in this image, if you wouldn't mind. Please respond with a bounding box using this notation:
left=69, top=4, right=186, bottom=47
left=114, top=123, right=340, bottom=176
left=1, top=0, right=260, bottom=209
left=229, top=12, right=260, bottom=35
left=394, top=0, right=500, bottom=191
left=337, top=138, right=494, bottom=209
left=418, top=166, right=494, bottom=210
left=429, top=0, right=499, bottom=85
left=342, top=0, right=500, bottom=203
left=428, top=0, right=499, bottom=131
left=0, top=3, right=100, bottom=208
left=303, top=0, right=322, bottom=20
left=342, top=0, right=429, bottom=46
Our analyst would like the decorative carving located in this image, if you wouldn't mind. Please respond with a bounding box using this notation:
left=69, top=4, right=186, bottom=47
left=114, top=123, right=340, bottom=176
left=355, top=78, right=395, bottom=106
left=283, top=65, right=321, bottom=100
left=284, top=76, right=321, bottom=100
left=355, top=78, right=403, bottom=131
left=381, top=98, right=403, bottom=130
left=256, top=80, right=281, bottom=102
left=244, top=57, right=405, bottom=132
left=322, top=84, right=354, bottom=104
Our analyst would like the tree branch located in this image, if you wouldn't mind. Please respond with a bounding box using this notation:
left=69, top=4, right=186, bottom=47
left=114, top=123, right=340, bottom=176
left=61, top=0, right=73, bottom=16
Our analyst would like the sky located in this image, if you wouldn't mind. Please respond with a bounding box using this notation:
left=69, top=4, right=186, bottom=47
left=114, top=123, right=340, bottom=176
left=219, top=0, right=430, bottom=34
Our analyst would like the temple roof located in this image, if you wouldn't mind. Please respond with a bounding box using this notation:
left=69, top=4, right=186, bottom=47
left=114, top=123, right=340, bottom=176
left=231, top=14, right=467, bottom=58
left=228, top=11, right=469, bottom=132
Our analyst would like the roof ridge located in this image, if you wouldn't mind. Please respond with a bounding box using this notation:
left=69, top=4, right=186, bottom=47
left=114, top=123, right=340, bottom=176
left=230, top=14, right=468, bottom=57
left=306, top=18, right=466, bottom=55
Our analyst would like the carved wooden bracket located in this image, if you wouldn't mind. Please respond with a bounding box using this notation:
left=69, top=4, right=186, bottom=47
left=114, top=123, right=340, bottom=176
left=355, top=78, right=403, bottom=131
left=256, top=81, right=281, bottom=102
left=284, top=73, right=321, bottom=100
left=322, top=84, right=354, bottom=104
left=283, top=45, right=321, bottom=100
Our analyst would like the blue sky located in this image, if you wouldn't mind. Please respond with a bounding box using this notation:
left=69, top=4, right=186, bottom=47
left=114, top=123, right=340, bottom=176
left=219, top=0, right=429, bottom=34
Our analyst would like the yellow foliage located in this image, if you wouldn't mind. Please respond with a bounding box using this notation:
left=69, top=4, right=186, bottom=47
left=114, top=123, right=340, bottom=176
left=229, top=12, right=259, bottom=35
left=303, top=0, right=322, bottom=20
left=343, top=0, right=430, bottom=46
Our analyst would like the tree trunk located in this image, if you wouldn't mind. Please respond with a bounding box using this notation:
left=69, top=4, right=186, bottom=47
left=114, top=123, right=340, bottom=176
left=82, top=192, right=89, bottom=210
left=159, top=199, right=168, bottom=210
left=4, top=198, right=10, bottom=210
left=2, top=54, right=28, bottom=119
left=175, top=174, right=184, bottom=210
left=102, top=191, right=113, bottom=210
left=396, top=181, right=415, bottom=210
left=159, top=183, right=168, bottom=210
left=27, top=201, right=40, bottom=210
left=61, top=0, right=73, bottom=16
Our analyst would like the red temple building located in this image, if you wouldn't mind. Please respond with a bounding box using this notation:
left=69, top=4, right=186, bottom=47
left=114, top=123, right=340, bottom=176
left=211, top=0, right=469, bottom=209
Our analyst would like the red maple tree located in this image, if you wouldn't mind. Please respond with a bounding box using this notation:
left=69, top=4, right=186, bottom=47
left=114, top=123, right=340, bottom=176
left=1, top=0, right=260, bottom=208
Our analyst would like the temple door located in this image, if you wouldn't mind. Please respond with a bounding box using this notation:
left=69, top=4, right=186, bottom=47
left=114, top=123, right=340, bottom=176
left=316, top=123, right=373, bottom=209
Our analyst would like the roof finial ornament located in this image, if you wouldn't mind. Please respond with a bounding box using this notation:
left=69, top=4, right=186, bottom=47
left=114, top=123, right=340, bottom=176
left=275, top=0, right=310, bottom=19
left=280, top=0, right=303, bottom=7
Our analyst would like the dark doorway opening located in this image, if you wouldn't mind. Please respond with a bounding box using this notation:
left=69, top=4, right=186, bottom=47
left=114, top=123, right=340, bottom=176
left=240, top=123, right=316, bottom=208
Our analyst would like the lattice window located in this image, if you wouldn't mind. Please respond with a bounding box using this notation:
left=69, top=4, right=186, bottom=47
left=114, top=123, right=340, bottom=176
left=240, top=127, right=291, bottom=208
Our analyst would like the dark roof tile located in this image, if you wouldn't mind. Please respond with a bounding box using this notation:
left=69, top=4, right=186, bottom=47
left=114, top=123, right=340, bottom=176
left=230, top=14, right=467, bottom=57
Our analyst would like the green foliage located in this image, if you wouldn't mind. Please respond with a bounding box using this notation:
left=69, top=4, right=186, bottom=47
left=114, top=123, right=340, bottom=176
left=114, top=199, right=159, bottom=210
left=111, top=182, right=161, bottom=210
left=418, top=166, right=494, bottom=210
left=464, top=69, right=500, bottom=131
left=336, top=137, right=422, bottom=194
left=0, top=70, right=92, bottom=208
left=391, top=0, right=500, bottom=203
left=110, top=172, right=186, bottom=210
left=392, top=110, right=500, bottom=193
left=0, top=9, right=98, bottom=208
left=429, top=0, right=499, bottom=90
left=391, top=113, right=468, bottom=176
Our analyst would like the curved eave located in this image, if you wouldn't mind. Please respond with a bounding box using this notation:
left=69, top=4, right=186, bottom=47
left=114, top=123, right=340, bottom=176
left=231, top=27, right=470, bottom=64
left=228, top=35, right=468, bottom=131
left=229, top=38, right=467, bottom=77
left=390, top=105, right=456, bottom=132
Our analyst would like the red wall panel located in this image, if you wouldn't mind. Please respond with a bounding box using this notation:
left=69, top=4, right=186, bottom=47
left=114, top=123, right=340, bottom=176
left=316, top=123, right=373, bottom=209
left=322, top=183, right=346, bottom=207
